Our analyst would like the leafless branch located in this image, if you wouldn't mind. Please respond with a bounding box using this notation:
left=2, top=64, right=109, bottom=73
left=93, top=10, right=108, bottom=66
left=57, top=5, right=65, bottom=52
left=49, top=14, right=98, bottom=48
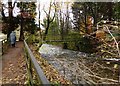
left=103, top=25, right=120, bottom=58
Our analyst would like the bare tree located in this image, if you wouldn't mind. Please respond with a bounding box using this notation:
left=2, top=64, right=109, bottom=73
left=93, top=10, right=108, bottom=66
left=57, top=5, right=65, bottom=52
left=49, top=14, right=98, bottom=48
left=43, top=1, right=56, bottom=41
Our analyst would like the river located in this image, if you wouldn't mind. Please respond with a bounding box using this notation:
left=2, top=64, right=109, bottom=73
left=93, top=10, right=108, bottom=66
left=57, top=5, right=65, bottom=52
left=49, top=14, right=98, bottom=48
left=39, top=44, right=119, bottom=84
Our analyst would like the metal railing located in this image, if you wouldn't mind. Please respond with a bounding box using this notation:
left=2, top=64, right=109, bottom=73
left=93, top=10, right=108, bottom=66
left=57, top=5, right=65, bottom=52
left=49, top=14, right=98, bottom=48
left=24, top=40, right=50, bottom=86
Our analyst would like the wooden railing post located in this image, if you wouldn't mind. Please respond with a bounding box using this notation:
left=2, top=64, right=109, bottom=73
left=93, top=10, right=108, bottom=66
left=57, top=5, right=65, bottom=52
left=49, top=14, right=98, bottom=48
left=118, top=66, right=120, bottom=83
left=2, top=40, right=4, bottom=55
left=0, top=41, right=2, bottom=56
left=24, top=40, right=50, bottom=85
left=24, top=47, right=34, bottom=86
left=29, top=59, right=33, bottom=78
left=1, top=39, right=7, bottom=55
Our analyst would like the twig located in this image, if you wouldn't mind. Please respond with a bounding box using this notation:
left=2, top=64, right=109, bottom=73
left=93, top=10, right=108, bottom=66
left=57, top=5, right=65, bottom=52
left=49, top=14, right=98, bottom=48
left=86, top=73, right=118, bottom=83
left=103, top=25, right=120, bottom=58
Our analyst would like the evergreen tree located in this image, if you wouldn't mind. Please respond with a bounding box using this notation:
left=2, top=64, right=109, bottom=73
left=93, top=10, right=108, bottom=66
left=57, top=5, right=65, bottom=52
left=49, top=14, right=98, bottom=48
left=17, top=2, right=37, bottom=40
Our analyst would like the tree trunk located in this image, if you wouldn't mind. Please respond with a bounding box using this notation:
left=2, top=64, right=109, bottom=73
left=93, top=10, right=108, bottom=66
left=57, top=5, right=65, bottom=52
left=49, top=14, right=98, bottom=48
left=43, top=26, right=49, bottom=41
left=19, top=17, right=24, bottom=41
left=65, top=3, right=69, bottom=34
left=84, top=3, right=87, bottom=34
left=59, top=9, right=64, bottom=40
left=7, top=1, right=13, bottom=41
left=107, top=2, right=113, bottom=21
left=94, top=3, right=98, bottom=31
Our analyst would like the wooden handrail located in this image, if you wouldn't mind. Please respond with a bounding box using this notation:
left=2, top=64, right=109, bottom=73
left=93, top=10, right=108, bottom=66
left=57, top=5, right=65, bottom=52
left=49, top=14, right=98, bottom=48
left=24, top=40, right=50, bottom=85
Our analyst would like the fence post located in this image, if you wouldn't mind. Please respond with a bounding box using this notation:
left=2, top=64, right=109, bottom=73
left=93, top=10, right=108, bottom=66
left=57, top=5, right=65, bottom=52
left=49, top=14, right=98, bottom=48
left=0, top=41, right=2, bottom=56
left=29, top=58, right=33, bottom=78
left=24, top=40, right=50, bottom=85
left=118, top=66, right=120, bottom=83
left=2, top=40, right=4, bottom=55
left=1, top=39, right=8, bottom=55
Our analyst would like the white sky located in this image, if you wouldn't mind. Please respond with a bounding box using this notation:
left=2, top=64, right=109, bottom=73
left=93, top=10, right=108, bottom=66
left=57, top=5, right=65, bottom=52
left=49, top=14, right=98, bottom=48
left=1, top=0, right=120, bottom=30
left=1, top=0, right=73, bottom=30
left=35, top=0, right=73, bottom=24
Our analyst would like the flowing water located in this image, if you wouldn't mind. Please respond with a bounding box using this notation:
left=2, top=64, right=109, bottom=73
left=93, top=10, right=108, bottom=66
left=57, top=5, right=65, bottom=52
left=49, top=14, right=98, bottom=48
left=39, top=44, right=119, bottom=84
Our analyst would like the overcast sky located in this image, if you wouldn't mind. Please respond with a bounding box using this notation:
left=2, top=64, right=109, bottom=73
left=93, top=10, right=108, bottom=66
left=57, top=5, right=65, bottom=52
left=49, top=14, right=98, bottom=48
left=1, top=0, right=119, bottom=29
left=1, top=0, right=73, bottom=30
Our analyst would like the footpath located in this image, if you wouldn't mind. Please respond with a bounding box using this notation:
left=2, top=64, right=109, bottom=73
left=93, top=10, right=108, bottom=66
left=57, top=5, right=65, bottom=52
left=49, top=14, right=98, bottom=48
left=1, top=41, right=27, bottom=85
